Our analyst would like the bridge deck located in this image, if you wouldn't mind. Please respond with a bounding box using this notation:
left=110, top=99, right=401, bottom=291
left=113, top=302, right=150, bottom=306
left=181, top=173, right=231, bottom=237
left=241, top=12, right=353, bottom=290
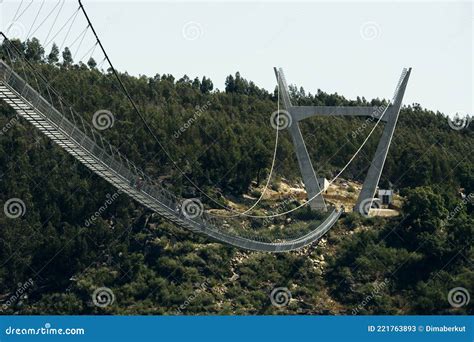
left=0, top=60, right=341, bottom=252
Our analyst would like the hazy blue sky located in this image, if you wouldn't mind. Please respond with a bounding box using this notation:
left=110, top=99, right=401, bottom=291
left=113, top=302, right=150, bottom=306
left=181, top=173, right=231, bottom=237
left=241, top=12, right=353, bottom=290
left=1, top=1, right=472, bottom=116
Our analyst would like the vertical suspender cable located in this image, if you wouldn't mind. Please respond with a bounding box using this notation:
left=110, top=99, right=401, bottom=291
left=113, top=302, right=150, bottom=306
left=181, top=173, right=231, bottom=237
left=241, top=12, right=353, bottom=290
left=77, top=0, right=249, bottom=213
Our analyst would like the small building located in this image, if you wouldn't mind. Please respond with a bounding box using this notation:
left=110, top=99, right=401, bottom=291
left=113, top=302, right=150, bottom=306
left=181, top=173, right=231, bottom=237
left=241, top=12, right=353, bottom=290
left=318, top=178, right=330, bottom=191
left=378, top=189, right=393, bottom=205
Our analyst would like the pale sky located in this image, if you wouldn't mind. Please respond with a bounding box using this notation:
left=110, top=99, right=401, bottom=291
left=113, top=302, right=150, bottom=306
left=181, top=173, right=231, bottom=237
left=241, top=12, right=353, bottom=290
left=1, top=0, right=472, bottom=116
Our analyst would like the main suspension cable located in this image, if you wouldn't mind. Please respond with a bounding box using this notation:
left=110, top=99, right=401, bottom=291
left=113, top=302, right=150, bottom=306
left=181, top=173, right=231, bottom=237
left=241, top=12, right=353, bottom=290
left=75, top=1, right=393, bottom=220
left=77, top=0, right=282, bottom=216
left=3, top=1, right=394, bottom=221
left=221, top=81, right=282, bottom=217
left=225, top=101, right=392, bottom=219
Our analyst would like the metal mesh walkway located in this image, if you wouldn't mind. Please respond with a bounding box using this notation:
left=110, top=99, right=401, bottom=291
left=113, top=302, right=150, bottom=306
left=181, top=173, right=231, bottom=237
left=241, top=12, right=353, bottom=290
left=0, top=59, right=341, bottom=252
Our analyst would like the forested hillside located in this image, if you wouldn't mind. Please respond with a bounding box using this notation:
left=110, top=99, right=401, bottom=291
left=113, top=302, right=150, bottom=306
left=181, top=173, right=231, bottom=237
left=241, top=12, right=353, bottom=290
left=0, top=38, right=472, bottom=314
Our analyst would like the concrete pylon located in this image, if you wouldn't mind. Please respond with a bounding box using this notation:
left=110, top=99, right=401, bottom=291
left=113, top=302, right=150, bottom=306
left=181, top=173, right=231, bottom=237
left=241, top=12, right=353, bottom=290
left=355, top=68, right=412, bottom=215
left=273, top=67, right=411, bottom=215
left=274, top=68, right=327, bottom=211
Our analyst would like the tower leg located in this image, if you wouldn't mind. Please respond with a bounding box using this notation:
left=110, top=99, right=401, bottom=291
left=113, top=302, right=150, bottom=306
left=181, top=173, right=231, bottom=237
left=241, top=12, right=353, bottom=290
left=288, top=122, right=327, bottom=211
left=274, top=68, right=327, bottom=211
left=355, top=68, right=412, bottom=215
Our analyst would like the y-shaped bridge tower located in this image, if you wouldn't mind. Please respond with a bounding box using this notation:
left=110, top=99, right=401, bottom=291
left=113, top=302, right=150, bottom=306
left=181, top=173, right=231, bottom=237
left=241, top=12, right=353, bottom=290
left=274, top=67, right=411, bottom=215
left=0, top=31, right=409, bottom=251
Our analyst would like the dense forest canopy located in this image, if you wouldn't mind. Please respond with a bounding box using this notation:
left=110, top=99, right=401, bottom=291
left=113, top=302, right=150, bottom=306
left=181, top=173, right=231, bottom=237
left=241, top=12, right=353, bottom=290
left=0, top=38, right=472, bottom=315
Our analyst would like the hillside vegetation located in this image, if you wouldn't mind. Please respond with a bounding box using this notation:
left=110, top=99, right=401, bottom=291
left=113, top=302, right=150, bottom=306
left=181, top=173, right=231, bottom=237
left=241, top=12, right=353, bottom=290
left=0, top=38, right=472, bottom=315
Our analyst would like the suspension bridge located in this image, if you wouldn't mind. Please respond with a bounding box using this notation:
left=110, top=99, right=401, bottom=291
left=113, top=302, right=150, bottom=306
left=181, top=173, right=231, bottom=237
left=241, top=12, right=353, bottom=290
left=0, top=1, right=411, bottom=252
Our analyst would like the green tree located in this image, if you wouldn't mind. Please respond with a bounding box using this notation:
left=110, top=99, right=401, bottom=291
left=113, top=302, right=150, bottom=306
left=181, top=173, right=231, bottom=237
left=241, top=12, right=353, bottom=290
left=62, top=47, right=73, bottom=67
left=200, top=76, right=213, bottom=93
left=87, top=57, right=97, bottom=69
left=47, top=43, right=59, bottom=64
left=25, top=38, right=44, bottom=62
